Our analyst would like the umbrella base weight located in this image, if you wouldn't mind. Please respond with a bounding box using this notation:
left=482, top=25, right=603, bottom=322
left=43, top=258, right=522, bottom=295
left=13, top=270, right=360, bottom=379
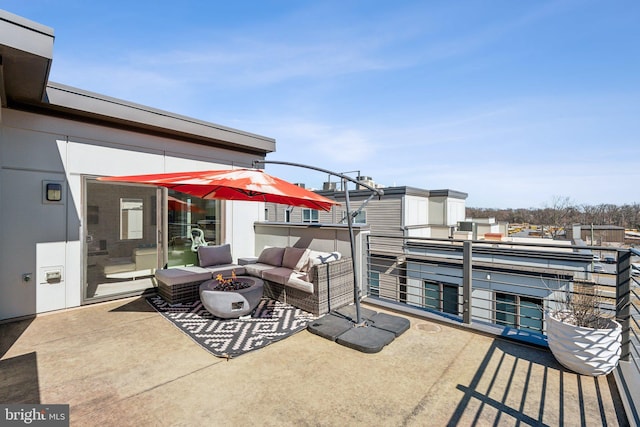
left=307, top=304, right=409, bottom=353
left=307, top=314, right=353, bottom=342
left=336, top=326, right=396, bottom=353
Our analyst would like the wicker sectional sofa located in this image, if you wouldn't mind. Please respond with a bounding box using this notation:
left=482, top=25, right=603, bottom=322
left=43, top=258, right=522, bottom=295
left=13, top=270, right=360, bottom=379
left=155, top=244, right=354, bottom=316
left=244, top=247, right=354, bottom=316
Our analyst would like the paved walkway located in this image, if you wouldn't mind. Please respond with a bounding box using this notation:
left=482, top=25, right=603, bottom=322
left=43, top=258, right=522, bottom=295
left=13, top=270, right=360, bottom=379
left=0, top=297, right=628, bottom=426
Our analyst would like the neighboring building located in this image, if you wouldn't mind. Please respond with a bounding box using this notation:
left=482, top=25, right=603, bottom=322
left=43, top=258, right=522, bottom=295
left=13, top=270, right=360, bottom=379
left=368, top=233, right=594, bottom=335
left=0, top=11, right=275, bottom=320
left=266, top=182, right=469, bottom=306
left=404, top=237, right=592, bottom=331
left=566, top=224, right=626, bottom=245
left=266, top=176, right=597, bottom=336
left=370, top=232, right=593, bottom=334
left=266, top=185, right=468, bottom=240
left=456, top=217, right=509, bottom=240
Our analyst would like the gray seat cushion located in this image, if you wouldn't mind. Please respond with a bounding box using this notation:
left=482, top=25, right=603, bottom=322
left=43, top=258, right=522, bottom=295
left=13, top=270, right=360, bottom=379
left=244, top=263, right=278, bottom=278
left=155, top=266, right=211, bottom=285
left=262, top=267, right=294, bottom=285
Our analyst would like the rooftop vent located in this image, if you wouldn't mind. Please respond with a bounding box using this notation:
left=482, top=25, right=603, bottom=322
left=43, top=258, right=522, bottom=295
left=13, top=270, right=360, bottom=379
left=323, top=182, right=337, bottom=191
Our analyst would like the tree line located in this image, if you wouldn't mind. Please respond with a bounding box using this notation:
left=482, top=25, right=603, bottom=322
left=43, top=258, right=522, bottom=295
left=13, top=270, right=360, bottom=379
left=466, top=197, right=640, bottom=230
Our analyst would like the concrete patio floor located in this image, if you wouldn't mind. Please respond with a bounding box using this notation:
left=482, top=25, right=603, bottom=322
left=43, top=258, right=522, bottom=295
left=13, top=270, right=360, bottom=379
left=0, top=296, right=629, bottom=426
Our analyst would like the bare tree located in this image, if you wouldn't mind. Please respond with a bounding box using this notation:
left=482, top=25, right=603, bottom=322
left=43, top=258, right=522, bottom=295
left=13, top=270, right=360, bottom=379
left=466, top=200, right=640, bottom=231
left=543, top=196, right=575, bottom=237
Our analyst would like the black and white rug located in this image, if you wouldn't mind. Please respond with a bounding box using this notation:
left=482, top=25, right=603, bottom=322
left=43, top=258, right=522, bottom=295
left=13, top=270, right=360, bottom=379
left=147, top=296, right=316, bottom=358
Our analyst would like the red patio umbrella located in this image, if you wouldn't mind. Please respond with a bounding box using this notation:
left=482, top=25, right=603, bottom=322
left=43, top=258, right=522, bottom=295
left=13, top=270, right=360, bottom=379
left=167, top=195, right=205, bottom=213
left=98, top=168, right=338, bottom=211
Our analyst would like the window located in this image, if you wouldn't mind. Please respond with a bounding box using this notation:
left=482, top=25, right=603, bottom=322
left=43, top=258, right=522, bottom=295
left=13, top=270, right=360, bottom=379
left=302, top=209, right=319, bottom=223
left=166, top=191, right=220, bottom=267
left=424, top=280, right=458, bottom=315
left=369, top=271, right=380, bottom=297
left=495, top=293, right=516, bottom=327
left=342, top=210, right=366, bottom=224
left=285, top=208, right=292, bottom=223
left=519, top=297, right=543, bottom=332
left=495, top=293, right=542, bottom=333
left=120, top=198, right=143, bottom=240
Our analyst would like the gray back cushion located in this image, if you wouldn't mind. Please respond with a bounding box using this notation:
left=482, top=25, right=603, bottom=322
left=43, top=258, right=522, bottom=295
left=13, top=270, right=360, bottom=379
left=282, top=247, right=310, bottom=271
left=257, top=247, right=286, bottom=267
left=198, top=244, right=233, bottom=267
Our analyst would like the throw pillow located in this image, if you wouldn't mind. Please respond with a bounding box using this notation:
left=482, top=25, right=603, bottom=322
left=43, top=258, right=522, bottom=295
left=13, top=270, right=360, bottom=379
left=198, top=244, right=233, bottom=267
left=307, top=250, right=342, bottom=266
left=257, top=246, right=286, bottom=267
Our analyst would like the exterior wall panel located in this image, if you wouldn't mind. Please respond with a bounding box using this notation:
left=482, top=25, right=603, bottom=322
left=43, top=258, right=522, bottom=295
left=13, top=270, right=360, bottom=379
left=429, top=197, right=446, bottom=225
left=405, top=195, right=428, bottom=227
left=0, top=108, right=267, bottom=320
left=447, top=198, right=466, bottom=226
left=365, top=198, right=403, bottom=235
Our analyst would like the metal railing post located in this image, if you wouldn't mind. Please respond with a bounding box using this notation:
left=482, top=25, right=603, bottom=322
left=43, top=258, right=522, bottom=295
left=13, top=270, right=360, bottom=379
left=463, top=241, right=472, bottom=324
left=616, top=249, right=631, bottom=361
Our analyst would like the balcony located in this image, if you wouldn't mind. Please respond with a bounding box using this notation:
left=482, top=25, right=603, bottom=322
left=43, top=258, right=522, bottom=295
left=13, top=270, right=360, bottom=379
left=0, top=228, right=636, bottom=425
left=365, top=233, right=639, bottom=425
left=0, top=296, right=629, bottom=425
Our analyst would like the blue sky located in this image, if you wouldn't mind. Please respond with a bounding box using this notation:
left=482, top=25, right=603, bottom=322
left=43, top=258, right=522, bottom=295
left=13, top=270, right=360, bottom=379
left=4, top=1, right=639, bottom=208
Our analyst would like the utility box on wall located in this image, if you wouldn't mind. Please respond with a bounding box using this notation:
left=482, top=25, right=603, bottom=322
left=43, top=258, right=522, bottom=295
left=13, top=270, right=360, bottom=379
left=36, top=243, right=66, bottom=313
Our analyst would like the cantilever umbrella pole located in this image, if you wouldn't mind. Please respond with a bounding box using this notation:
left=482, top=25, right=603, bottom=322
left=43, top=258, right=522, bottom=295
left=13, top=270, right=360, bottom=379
left=342, top=176, right=363, bottom=325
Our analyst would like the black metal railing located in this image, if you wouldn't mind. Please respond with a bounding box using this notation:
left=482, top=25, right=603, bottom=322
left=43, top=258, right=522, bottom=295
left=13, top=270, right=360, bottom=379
left=364, top=233, right=639, bottom=407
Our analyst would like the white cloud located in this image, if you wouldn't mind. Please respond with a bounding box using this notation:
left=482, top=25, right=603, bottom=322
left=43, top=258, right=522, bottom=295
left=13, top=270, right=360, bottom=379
left=261, top=119, right=377, bottom=164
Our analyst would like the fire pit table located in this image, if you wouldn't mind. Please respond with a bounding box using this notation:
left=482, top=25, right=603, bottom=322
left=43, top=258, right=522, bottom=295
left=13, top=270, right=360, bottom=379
left=199, top=276, right=264, bottom=319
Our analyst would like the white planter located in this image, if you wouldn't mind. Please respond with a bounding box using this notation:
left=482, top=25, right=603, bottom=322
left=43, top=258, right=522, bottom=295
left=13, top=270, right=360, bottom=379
left=546, top=311, right=622, bottom=376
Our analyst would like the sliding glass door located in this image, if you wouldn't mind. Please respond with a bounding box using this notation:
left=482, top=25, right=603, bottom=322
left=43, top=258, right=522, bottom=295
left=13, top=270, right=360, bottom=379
left=166, top=190, right=221, bottom=268
left=84, top=178, right=222, bottom=301
left=84, top=178, right=160, bottom=300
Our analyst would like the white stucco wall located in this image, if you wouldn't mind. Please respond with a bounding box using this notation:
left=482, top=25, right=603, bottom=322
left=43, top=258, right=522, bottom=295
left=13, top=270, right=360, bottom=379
left=0, top=108, right=264, bottom=320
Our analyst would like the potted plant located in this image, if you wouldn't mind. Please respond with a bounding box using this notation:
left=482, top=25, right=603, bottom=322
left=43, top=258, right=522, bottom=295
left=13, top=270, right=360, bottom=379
left=546, top=283, right=622, bottom=376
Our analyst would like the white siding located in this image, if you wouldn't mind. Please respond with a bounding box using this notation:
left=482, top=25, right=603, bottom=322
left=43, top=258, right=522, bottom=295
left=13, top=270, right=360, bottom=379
left=404, top=196, right=428, bottom=227
left=446, top=198, right=466, bottom=226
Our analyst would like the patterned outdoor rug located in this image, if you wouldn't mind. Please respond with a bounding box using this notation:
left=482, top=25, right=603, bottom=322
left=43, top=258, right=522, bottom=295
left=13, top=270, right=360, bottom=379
left=147, top=295, right=316, bottom=358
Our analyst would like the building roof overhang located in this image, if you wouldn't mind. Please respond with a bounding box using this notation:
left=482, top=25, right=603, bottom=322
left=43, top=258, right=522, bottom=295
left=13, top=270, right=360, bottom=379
left=316, top=186, right=468, bottom=201
left=0, top=10, right=275, bottom=154
left=0, top=10, right=54, bottom=106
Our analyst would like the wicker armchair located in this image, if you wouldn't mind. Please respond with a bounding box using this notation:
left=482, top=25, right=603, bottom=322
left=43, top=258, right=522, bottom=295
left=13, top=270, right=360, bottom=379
left=262, top=257, right=354, bottom=316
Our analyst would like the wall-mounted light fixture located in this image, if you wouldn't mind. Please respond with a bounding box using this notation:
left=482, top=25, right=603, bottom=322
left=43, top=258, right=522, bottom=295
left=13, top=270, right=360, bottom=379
left=46, top=183, right=62, bottom=201
left=43, top=181, right=64, bottom=204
